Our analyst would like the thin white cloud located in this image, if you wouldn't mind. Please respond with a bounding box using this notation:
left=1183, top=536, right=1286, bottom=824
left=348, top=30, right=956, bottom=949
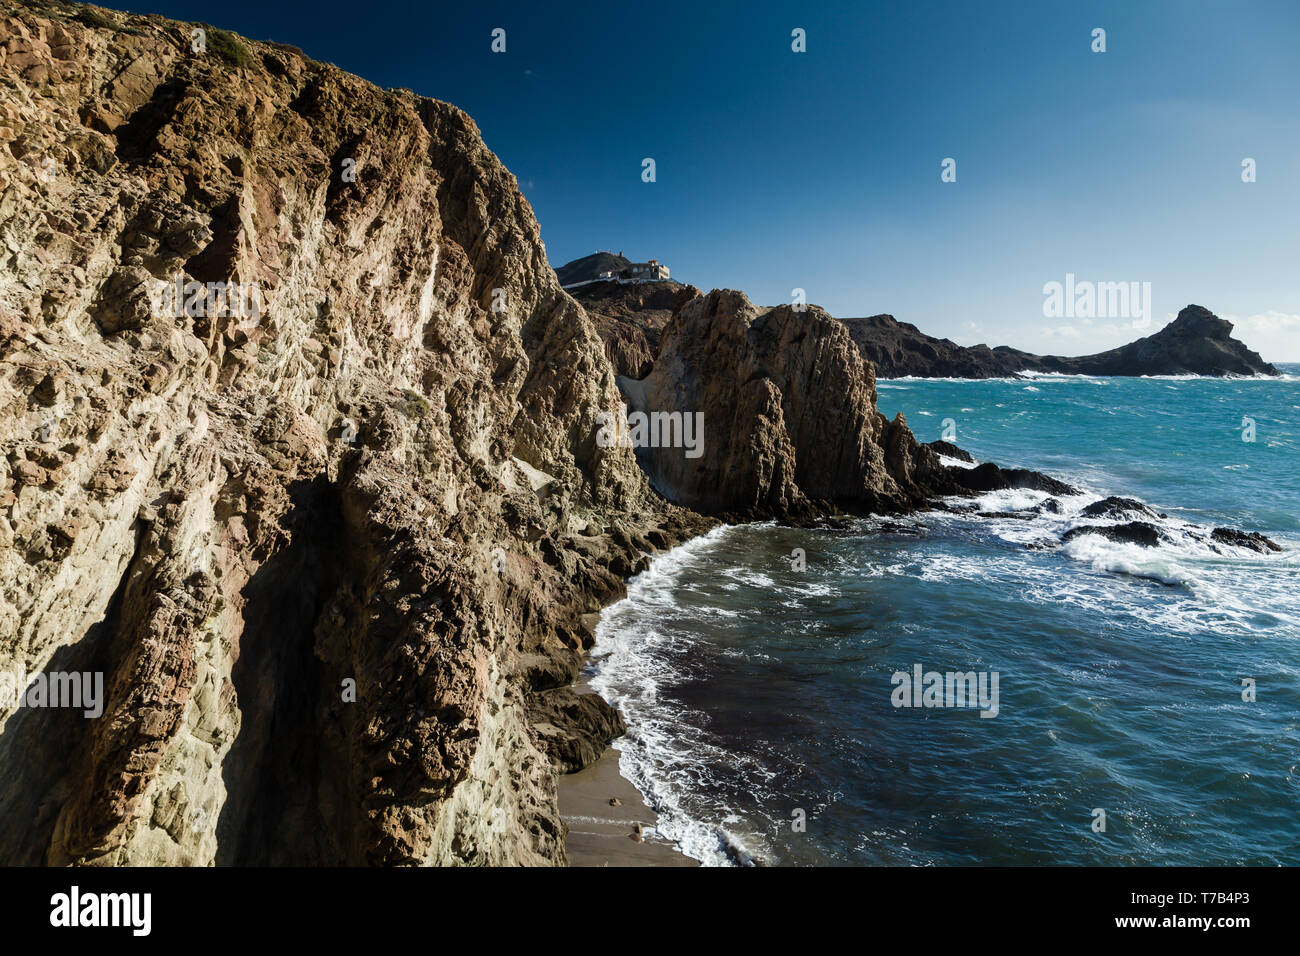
left=1041, top=325, right=1082, bottom=339
left=1223, top=311, right=1300, bottom=363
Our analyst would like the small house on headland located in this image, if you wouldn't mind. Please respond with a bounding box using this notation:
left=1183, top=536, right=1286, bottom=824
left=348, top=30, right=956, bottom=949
left=623, top=259, right=670, bottom=281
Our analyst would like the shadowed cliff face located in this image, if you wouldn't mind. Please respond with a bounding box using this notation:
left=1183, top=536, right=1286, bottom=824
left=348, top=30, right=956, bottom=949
left=569, top=280, right=700, bottom=379
left=0, top=0, right=715, bottom=866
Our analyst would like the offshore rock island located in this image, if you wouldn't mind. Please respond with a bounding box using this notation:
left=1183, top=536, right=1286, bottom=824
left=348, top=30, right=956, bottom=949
left=0, top=2, right=1284, bottom=867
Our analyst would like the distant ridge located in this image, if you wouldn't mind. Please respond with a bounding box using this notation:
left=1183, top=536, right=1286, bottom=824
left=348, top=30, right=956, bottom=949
left=841, top=305, right=1279, bottom=378
left=554, top=252, right=631, bottom=286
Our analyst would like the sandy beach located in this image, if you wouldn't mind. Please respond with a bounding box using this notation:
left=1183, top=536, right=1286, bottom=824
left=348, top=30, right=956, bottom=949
left=558, top=729, right=697, bottom=866
left=552, top=574, right=702, bottom=866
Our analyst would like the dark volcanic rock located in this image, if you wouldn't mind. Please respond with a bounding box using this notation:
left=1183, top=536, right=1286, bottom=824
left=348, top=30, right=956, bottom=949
left=946, top=462, right=1079, bottom=497
left=840, top=305, right=1278, bottom=378
left=1062, top=522, right=1164, bottom=547
left=840, top=313, right=1031, bottom=378
left=1080, top=496, right=1164, bottom=520
left=1210, top=527, right=1283, bottom=553
left=527, top=687, right=628, bottom=774
left=928, top=439, right=974, bottom=462
left=1040, top=306, right=1278, bottom=377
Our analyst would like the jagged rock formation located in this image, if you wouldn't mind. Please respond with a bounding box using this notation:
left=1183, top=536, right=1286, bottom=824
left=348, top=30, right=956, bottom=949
left=0, top=1, right=712, bottom=866
left=569, top=279, right=698, bottom=378
left=842, top=313, right=1032, bottom=379
left=617, top=290, right=959, bottom=519
left=841, top=305, right=1278, bottom=378
left=1036, top=305, right=1278, bottom=377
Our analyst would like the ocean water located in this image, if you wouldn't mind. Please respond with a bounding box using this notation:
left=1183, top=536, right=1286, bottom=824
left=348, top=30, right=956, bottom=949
left=587, top=367, right=1300, bottom=866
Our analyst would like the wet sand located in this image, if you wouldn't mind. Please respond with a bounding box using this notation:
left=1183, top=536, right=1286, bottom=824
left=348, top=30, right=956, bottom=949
left=558, top=745, right=697, bottom=867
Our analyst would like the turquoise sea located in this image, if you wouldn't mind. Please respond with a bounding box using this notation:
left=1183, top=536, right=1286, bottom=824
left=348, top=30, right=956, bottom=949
left=588, top=367, right=1300, bottom=865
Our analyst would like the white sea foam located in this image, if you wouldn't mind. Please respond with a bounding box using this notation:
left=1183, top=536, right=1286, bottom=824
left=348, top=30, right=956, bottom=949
left=955, top=477, right=1297, bottom=638
left=1060, top=534, right=1199, bottom=587
left=588, top=524, right=775, bottom=866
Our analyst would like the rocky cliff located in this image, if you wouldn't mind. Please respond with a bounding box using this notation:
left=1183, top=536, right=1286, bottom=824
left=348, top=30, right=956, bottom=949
left=556, top=253, right=1279, bottom=380
left=0, top=0, right=713, bottom=866
left=841, top=305, right=1278, bottom=378
left=619, top=291, right=953, bottom=518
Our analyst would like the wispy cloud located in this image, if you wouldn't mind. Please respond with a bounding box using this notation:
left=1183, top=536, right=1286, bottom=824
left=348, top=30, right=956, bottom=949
left=1223, top=311, right=1300, bottom=362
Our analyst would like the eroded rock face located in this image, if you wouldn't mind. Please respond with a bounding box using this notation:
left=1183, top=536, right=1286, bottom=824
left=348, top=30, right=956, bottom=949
left=619, top=289, right=949, bottom=519
left=0, top=2, right=709, bottom=866
left=569, top=279, right=699, bottom=378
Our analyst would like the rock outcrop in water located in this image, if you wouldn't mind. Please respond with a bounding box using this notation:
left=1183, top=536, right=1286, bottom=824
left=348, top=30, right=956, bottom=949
left=0, top=1, right=716, bottom=866
left=840, top=305, right=1278, bottom=378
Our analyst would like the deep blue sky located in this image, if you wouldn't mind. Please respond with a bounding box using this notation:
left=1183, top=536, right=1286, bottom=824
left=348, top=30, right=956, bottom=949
left=110, top=1, right=1300, bottom=359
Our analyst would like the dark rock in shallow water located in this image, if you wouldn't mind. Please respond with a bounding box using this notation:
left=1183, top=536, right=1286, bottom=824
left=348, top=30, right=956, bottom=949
left=1210, top=527, right=1283, bottom=553
left=872, top=520, right=926, bottom=535
left=947, top=462, right=1079, bottom=497
left=1059, top=521, right=1280, bottom=555
left=927, top=439, right=974, bottom=462
left=1080, top=496, right=1164, bottom=520
left=1062, top=521, right=1164, bottom=548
